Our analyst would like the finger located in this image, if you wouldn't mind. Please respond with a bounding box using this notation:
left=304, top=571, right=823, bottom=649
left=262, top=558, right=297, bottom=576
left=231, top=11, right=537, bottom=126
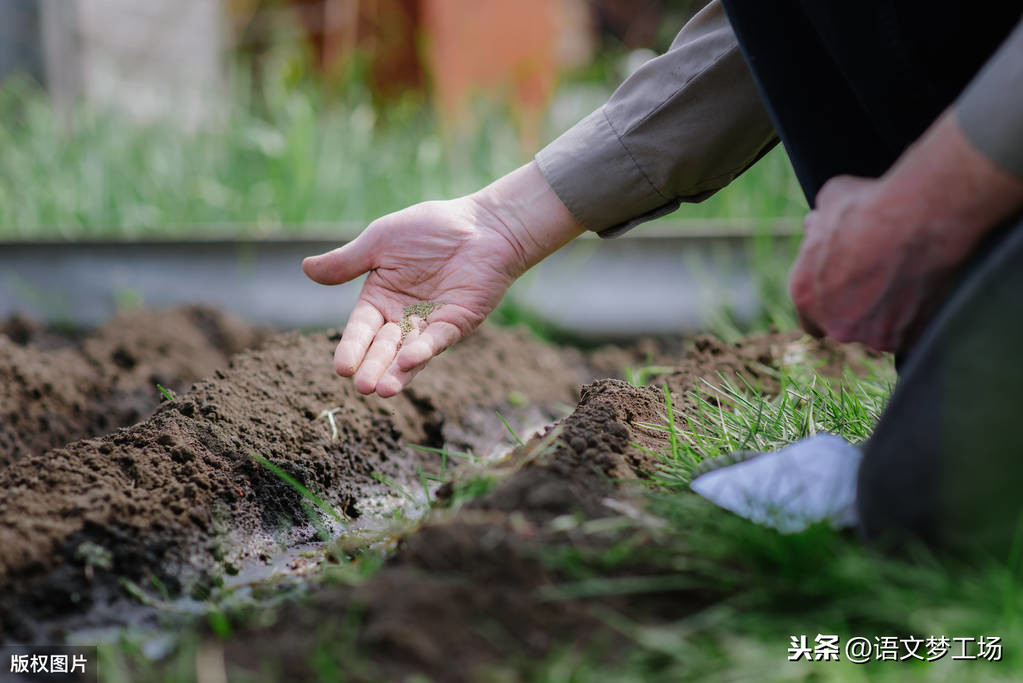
left=334, top=301, right=385, bottom=377
left=813, top=175, right=853, bottom=208
left=376, top=360, right=429, bottom=398
left=378, top=327, right=427, bottom=397
left=803, top=210, right=818, bottom=232
left=789, top=269, right=826, bottom=338
left=796, top=308, right=826, bottom=339
left=353, top=322, right=402, bottom=395
left=302, top=236, right=372, bottom=285
left=814, top=174, right=872, bottom=209
left=395, top=321, right=462, bottom=372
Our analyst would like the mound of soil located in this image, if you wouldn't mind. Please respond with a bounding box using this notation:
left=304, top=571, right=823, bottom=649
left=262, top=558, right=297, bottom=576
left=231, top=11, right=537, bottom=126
left=0, top=324, right=591, bottom=641
left=0, top=309, right=880, bottom=677
left=218, top=333, right=878, bottom=681
left=0, top=306, right=269, bottom=468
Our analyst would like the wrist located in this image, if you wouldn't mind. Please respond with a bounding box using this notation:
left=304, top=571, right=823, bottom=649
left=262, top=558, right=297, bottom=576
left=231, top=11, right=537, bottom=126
left=470, top=162, right=586, bottom=271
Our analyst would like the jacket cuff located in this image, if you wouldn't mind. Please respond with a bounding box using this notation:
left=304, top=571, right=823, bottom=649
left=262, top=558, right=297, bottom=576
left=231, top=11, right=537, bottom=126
left=535, top=108, right=681, bottom=237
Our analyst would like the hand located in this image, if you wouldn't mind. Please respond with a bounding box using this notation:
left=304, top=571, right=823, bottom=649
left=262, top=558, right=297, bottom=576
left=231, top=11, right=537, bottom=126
left=790, top=175, right=952, bottom=351
left=303, top=162, right=584, bottom=397
left=790, top=110, right=1023, bottom=353
left=303, top=198, right=524, bottom=397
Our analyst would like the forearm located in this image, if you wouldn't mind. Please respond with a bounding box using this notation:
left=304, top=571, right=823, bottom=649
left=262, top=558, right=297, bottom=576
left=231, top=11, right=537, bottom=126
left=792, top=109, right=1023, bottom=352
left=884, top=15, right=1023, bottom=263
left=872, top=110, right=1023, bottom=265
left=471, top=161, right=585, bottom=272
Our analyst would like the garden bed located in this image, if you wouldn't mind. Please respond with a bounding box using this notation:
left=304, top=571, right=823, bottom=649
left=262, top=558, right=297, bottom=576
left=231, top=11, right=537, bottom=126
left=0, top=306, right=269, bottom=468
left=0, top=307, right=881, bottom=679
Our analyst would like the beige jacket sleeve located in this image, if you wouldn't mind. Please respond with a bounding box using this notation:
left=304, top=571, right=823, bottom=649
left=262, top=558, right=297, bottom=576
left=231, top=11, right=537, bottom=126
left=535, top=0, right=777, bottom=237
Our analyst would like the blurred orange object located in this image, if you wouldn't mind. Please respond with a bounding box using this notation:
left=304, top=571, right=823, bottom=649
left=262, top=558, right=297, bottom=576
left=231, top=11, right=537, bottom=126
left=281, top=0, right=568, bottom=149
left=421, top=0, right=559, bottom=149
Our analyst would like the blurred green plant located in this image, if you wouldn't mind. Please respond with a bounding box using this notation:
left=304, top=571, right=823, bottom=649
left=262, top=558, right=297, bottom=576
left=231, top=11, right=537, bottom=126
left=0, top=47, right=803, bottom=239
left=0, top=55, right=523, bottom=239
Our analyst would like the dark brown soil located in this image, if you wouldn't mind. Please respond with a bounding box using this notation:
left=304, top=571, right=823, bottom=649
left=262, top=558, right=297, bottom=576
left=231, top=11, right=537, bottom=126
left=215, top=333, right=879, bottom=682
left=0, top=323, right=590, bottom=641
left=0, top=306, right=269, bottom=468
left=0, top=310, right=880, bottom=679
left=220, top=377, right=669, bottom=682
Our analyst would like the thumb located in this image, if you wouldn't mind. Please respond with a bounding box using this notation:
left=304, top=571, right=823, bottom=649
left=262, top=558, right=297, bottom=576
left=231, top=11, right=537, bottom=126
left=302, top=235, right=373, bottom=285
left=796, top=308, right=826, bottom=339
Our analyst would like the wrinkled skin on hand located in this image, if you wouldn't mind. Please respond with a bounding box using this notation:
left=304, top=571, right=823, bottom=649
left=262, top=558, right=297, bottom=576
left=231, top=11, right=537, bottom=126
left=789, top=175, right=957, bottom=352
left=303, top=161, right=585, bottom=397
left=789, top=111, right=1023, bottom=354
left=302, top=197, right=528, bottom=397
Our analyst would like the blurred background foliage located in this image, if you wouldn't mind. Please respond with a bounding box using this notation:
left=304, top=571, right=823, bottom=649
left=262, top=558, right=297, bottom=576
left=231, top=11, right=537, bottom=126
left=0, top=0, right=804, bottom=239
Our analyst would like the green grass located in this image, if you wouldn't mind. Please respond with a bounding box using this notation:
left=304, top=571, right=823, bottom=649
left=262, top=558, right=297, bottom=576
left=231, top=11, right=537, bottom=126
left=643, top=365, right=892, bottom=484
left=623, top=364, right=677, bottom=388
left=0, top=61, right=803, bottom=239
left=496, top=409, right=525, bottom=447
left=155, top=384, right=176, bottom=402
left=406, top=441, right=479, bottom=471
left=248, top=450, right=347, bottom=527
left=523, top=360, right=1023, bottom=681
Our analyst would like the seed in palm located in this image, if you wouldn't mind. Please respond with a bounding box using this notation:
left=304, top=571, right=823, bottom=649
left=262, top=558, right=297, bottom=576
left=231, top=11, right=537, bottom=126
left=400, top=301, right=445, bottom=342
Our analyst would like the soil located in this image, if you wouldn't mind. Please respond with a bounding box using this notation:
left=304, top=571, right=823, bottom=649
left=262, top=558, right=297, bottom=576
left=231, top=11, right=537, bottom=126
left=219, top=333, right=879, bottom=681
left=0, top=310, right=881, bottom=678
left=0, top=318, right=593, bottom=642
left=0, top=306, right=270, bottom=468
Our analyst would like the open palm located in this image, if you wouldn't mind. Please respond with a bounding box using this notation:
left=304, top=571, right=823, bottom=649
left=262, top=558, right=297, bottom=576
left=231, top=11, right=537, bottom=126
left=303, top=197, right=529, bottom=397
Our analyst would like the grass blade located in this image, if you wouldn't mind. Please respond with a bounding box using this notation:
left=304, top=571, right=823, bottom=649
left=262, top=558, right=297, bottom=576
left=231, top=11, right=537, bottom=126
left=248, top=451, right=346, bottom=525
